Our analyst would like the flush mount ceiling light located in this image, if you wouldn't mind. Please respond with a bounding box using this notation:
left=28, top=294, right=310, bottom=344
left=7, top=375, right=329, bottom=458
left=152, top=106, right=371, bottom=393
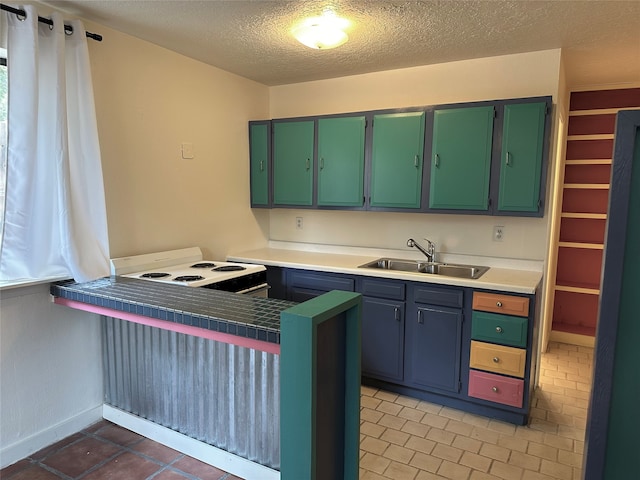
left=292, top=8, right=350, bottom=50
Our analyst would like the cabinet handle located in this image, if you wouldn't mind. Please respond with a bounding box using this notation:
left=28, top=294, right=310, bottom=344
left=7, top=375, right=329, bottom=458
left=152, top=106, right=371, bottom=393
left=260, top=160, right=264, bottom=172
left=414, top=154, right=420, bottom=168
left=492, top=386, right=499, bottom=393
left=506, top=151, right=512, bottom=166
left=493, top=357, right=500, bottom=363
left=496, top=326, right=503, bottom=333
left=305, top=158, right=310, bottom=170
left=496, top=301, right=503, bottom=307
left=320, top=157, right=324, bottom=170
left=394, top=307, right=400, bottom=322
left=417, top=310, right=424, bottom=324
left=434, top=153, right=440, bottom=168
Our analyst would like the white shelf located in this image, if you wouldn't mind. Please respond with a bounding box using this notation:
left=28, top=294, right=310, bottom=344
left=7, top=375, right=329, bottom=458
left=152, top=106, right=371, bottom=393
left=568, top=107, right=629, bottom=116
left=555, top=284, right=600, bottom=295
left=558, top=242, right=604, bottom=250
left=565, top=159, right=612, bottom=165
left=567, top=134, right=614, bottom=141
left=563, top=183, right=610, bottom=189
left=561, top=212, right=607, bottom=219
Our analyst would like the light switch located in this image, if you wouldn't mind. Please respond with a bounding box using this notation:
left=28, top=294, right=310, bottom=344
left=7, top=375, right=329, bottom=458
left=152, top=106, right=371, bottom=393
left=181, top=143, right=194, bottom=159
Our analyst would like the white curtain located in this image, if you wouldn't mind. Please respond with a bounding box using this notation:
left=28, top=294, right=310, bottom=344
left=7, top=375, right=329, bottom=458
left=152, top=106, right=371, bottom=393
left=0, top=5, right=109, bottom=282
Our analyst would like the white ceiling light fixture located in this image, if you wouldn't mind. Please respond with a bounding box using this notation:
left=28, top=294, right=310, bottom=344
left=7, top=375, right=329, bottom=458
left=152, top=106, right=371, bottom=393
left=292, top=8, right=351, bottom=50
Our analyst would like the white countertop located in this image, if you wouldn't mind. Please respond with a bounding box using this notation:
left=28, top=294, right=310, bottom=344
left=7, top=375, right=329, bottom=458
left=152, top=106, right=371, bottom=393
left=228, top=243, right=543, bottom=294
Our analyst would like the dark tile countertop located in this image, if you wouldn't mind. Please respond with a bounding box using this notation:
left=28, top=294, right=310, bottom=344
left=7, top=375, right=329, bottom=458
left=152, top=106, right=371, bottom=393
left=51, top=276, right=298, bottom=344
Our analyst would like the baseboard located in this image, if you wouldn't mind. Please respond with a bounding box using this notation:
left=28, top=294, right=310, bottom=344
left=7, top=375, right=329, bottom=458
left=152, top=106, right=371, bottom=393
left=103, top=405, right=280, bottom=480
left=0, top=405, right=103, bottom=469
left=550, top=330, right=596, bottom=348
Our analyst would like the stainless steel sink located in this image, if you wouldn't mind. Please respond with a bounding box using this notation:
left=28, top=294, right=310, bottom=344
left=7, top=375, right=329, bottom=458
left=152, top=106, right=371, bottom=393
left=419, top=263, right=489, bottom=279
left=358, top=258, right=430, bottom=273
left=358, top=258, right=489, bottom=279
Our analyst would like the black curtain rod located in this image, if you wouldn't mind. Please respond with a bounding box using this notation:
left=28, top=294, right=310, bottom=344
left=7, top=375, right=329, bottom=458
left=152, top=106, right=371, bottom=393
left=1, top=3, right=102, bottom=41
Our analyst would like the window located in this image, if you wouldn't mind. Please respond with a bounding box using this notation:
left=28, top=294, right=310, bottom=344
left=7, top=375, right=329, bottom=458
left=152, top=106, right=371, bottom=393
left=0, top=50, right=6, bottom=245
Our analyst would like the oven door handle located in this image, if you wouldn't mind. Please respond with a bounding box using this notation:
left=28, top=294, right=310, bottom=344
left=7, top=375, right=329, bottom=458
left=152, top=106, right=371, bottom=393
left=236, top=283, right=270, bottom=295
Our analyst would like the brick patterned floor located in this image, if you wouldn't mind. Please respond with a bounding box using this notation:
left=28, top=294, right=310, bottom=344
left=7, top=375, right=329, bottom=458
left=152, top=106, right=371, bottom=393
left=358, top=341, right=592, bottom=480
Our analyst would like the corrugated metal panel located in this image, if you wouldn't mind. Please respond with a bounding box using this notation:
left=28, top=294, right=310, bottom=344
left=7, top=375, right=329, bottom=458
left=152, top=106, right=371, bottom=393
left=102, top=316, right=280, bottom=469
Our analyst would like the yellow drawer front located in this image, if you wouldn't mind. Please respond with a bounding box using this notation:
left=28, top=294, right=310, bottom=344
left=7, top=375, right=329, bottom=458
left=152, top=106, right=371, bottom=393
left=469, top=341, right=526, bottom=378
left=472, top=291, right=529, bottom=317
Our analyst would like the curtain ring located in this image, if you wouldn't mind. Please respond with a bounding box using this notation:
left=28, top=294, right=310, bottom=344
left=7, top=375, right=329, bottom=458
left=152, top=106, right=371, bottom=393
left=65, top=26, right=73, bottom=35
left=16, top=11, right=27, bottom=21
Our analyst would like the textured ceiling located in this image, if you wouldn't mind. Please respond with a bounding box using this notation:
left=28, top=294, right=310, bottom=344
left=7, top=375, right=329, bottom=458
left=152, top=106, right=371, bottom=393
left=43, top=0, right=640, bottom=87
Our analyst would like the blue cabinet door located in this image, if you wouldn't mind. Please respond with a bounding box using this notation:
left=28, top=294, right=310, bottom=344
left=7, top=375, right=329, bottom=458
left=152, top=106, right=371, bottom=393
left=362, top=297, right=404, bottom=382
left=405, top=305, right=463, bottom=393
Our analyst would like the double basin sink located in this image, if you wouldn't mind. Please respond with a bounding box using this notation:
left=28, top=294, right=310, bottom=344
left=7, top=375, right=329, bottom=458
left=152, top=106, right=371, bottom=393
left=358, top=258, right=489, bottom=280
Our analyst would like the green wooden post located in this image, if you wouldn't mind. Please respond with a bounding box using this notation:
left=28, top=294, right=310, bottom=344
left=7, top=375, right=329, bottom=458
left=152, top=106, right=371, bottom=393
left=280, top=290, right=362, bottom=480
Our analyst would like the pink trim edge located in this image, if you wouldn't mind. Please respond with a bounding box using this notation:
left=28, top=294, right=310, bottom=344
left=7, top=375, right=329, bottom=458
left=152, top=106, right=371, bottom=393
left=54, top=297, right=280, bottom=355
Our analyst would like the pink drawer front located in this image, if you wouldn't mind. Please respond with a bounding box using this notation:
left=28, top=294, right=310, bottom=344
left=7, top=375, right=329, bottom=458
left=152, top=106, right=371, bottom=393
left=468, top=369, right=524, bottom=408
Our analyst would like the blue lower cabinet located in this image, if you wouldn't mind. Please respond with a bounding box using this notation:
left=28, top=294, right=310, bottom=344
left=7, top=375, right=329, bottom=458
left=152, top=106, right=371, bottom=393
left=361, top=297, right=404, bottom=382
left=404, top=305, right=463, bottom=393
left=286, top=270, right=355, bottom=302
left=278, top=267, right=537, bottom=424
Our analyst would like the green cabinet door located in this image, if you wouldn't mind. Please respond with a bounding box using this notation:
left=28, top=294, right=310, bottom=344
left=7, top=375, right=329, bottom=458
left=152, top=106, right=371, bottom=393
left=370, top=112, right=425, bottom=209
left=249, top=122, right=269, bottom=206
left=429, top=106, right=494, bottom=210
left=317, top=116, right=365, bottom=207
left=273, top=120, right=314, bottom=206
left=498, top=102, right=547, bottom=212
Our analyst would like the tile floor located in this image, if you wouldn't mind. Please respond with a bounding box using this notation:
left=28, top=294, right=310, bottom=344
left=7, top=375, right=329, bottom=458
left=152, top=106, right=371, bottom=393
left=1, top=341, right=592, bottom=480
left=358, top=341, right=593, bottom=480
left=0, top=421, right=241, bottom=480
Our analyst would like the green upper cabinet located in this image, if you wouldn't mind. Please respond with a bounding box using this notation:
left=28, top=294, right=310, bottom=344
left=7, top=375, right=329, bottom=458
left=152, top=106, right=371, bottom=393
left=498, top=102, right=547, bottom=212
left=370, top=112, right=425, bottom=209
left=249, top=121, right=270, bottom=207
left=317, top=116, right=366, bottom=207
left=273, top=120, right=314, bottom=206
left=429, top=106, right=494, bottom=210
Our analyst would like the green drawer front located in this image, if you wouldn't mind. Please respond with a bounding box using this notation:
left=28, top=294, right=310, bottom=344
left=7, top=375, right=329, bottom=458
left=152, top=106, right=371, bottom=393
left=471, top=311, right=527, bottom=348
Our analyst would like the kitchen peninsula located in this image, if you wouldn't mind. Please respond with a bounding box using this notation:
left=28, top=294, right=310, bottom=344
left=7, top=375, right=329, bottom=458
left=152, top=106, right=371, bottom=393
left=51, top=277, right=362, bottom=480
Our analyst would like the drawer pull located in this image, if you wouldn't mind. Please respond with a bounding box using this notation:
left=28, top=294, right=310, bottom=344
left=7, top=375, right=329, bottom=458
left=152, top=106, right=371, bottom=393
left=417, top=310, right=424, bottom=324
left=493, top=357, right=500, bottom=363
left=492, top=386, right=499, bottom=393
left=496, top=326, right=503, bottom=333
left=394, top=307, right=400, bottom=322
left=496, top=301, right=503, bottom=307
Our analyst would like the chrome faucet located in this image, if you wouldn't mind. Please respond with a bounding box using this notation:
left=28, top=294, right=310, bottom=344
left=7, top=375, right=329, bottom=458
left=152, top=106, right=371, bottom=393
left=407, top=238, right=436, bottom=262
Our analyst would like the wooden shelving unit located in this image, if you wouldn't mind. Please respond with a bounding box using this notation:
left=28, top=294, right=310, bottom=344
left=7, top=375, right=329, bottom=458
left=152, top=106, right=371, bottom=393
left=550, top=88, right=640, bottom=341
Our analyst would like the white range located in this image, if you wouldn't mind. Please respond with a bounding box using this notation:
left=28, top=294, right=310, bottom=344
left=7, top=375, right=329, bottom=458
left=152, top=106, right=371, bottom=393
left=110, top=247, right=268, bottom=297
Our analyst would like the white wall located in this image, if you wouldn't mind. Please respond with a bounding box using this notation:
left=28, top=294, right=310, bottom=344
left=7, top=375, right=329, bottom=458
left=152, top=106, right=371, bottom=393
left=85, top=21, right=272, bottom=259
left=268, top=50, right=562, bottom=261
left=0, top=285, right=103, bottom=468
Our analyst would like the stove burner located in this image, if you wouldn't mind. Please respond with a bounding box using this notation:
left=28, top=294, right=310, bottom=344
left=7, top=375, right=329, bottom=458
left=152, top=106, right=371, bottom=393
left=174, top=275, right=205, bottom=282
left=140, top=272, right=171, bottom=278
left=213, top=265, right=246, bottom=272
left=191, top=262, right=216, bottom=268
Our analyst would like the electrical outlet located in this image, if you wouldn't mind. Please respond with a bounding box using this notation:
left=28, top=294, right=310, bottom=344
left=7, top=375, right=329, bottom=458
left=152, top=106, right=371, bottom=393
left=493, top=225, right=505, bottom=242
left=296, top=217, right=303, bottom=230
